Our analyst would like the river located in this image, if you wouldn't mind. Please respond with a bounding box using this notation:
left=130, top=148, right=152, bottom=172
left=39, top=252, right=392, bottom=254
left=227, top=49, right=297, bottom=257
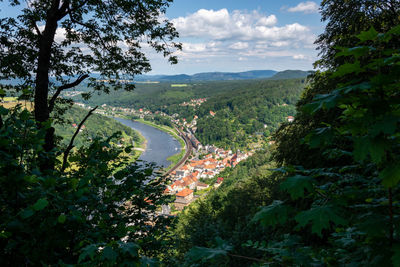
left=114, top=118, right=181, bottom=168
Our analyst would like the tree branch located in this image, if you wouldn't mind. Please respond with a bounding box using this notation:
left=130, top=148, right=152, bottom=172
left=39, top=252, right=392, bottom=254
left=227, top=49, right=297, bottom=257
left=49, top=74, right=89, bottom=113
left=56, top=0, right=70, bottom=20
left=61, top=105, right=98, bottom=172
left=228, top=253, right=266, bottom=263
left=33, top=22, right=42, bottom=37
left=68, top=11, right=109, bottom=50
left=66, top=0, right=89, bottom=16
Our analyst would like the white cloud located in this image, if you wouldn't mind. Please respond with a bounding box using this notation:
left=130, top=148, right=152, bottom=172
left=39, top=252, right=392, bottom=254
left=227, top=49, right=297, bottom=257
left=293, top=54, right=306, bottom=60
left=171, top=9, right=313, bottom=49
left=256, top=15, right=277, bottom=27
left=229, top=42, right=249, bottom=50
left=172, top=9, right=289, bottom=41
left=146, top=8, right=320, bottom=73
left=287, top=1, right=319, bottom=14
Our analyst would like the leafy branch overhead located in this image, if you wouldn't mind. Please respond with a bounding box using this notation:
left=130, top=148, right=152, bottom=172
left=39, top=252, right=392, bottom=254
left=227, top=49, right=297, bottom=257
left=0, top=0, right=182, bottom=169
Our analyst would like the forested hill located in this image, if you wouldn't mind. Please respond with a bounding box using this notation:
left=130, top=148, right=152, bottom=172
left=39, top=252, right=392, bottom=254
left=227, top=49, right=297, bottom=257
left=76, top=77, right=306, bottom=111
left=132, top=69, right=310, bottom=82
left=194, top=78, right=305, bottom=149
left=133, top=70, right=278, bottom=81
left=77, top=78, right=306, bottom=149
left=54, top=106, right=140, bottom=147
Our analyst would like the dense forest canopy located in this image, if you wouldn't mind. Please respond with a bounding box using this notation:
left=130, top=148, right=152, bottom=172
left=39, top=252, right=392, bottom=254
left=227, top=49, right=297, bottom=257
left=79, top=78, right=306, bottom=149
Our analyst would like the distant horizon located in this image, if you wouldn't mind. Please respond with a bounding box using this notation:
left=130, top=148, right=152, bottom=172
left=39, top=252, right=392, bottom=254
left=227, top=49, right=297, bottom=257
left=142, top=68, right=313, bottom=76
left=141, top=0, right=323, bottom=75
left=0, top=0, right=323, bottom=75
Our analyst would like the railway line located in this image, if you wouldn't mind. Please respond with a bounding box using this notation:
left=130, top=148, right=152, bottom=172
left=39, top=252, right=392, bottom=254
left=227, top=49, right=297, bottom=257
left=164, top=127, right=192, bottom=176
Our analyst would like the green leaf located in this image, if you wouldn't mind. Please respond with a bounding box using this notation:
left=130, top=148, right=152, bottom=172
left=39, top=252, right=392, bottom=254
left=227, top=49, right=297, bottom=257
left=101, top=246, right=117, bottom=262
left=33, top=198, right=48, bottom=211
left=78, top=244, right=98, bottom=263
left=336, top=46, right=374, bottom=58
left=340, top=81, right=371, bottom=94
left=119, top=241, right=139, bottom=257
left=353, top=137, right=370, bottom=162
left=140, top=256, right=158, bottom=267
left=392, top=244, right=400, bottom=267
left=332, top=61, right=361, bottom=77
left=380, top=164, right=400, bottom=188
left=20, top=208, right=35, bottom=219
left=370, top=116, right=398, bottom=137
left=304, top=127, right=334, bottom=148
left=280, top=175, right=314, bottom=200
left=387, top=24, right=400, bottom=36
left=253, top=200, right=291, bottom=227
left=357, top=27, right=378, bottom=42
left=186, top=246, right=229, bottom=263
left=368, top=139, right=387, bottom=164
left=185, top=238, right=232, bottom=264
left=58, top=214, right=67, bottom=224
left=0, top=105, right=8, bottom=115
left=19, top=110, right=30, bottom=121
left=295, top=206, right=347, bottom=237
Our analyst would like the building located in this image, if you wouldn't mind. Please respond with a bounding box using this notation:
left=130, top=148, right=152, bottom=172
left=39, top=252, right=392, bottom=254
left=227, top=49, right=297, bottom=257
left=174, top=188, right=194, bottom=211
left=214, top=177, right=224, bottom=188
left=196, top=182, right=209, bottom=190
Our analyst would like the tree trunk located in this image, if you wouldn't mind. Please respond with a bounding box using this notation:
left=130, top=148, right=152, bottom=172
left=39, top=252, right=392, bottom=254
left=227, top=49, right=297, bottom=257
left=34, top=4, right=59, bottom=171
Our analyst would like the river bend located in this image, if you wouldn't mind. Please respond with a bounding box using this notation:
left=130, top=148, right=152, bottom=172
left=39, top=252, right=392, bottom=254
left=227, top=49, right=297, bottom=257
left=115, top=118, right=181, bottom=168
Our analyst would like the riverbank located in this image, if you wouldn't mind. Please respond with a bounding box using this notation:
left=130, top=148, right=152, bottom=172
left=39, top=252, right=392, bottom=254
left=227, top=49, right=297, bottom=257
left=131, top=119, right=187, bottom=170
left=114, top=117, right=184, bottom=169
left=131, top=130, right=147, bottom=161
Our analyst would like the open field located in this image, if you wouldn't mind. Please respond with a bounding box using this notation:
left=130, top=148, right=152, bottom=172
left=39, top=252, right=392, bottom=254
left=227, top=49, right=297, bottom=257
left=0, top=100, right=34, bottom=111
left=171, top=84, right=188, bottom=87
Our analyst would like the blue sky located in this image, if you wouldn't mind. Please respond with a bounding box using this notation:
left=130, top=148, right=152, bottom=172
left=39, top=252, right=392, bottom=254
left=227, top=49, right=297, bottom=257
left=150, top=0, right=324, bottom=74
left=0, top=0, right=324, bottom=75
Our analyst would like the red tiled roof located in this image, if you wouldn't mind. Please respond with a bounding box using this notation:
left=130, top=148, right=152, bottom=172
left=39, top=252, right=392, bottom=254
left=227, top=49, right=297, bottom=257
left=181, top=165, right=190, bottom=170
left=176, top=188, right=193, bottom=197
left=197, top=182, right=209, bottom=187
left=204, top=164, right=217, bottom=169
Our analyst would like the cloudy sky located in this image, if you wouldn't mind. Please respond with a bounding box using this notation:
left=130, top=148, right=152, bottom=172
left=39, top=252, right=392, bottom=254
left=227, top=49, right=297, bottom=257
left=150, top=0, right=323, bottom=74
left=0, top=0, right=323, bottom=75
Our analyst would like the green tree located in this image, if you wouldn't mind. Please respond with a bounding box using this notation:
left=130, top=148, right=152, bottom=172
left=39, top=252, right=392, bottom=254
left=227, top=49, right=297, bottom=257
left=0, top=0, right=181, bottom=170
left=0, top=106, right=170, bottom=265
left=316, top=0, right=400, bottom=68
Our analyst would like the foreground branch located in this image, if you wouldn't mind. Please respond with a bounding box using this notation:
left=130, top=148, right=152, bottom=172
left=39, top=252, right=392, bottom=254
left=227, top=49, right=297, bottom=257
left=228, top=253, right=266, bottom=263
left=49, top=74, right=89, bottom=113
left=61, top=105, right=98, bottom=172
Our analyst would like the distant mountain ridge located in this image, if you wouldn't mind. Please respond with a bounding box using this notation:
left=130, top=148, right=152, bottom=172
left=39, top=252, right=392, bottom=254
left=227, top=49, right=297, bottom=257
left=0, top=70, right=312, bottom=86
left=135, top=69, right=311, bottom=82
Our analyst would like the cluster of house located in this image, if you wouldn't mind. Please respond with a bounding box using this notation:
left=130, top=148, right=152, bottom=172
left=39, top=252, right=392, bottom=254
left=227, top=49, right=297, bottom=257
left=63, top=91, right=83, bottom=97
left=71, top=123, right=86, bottom=132
left=75, top=102, right=161, bottom=119
left=179, top=98, right=207, bottom=107
left=165, top=147, right=250, bottom=211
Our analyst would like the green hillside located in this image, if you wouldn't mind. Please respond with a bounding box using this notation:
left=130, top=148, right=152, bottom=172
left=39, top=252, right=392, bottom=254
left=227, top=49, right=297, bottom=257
left=77, top=78, right=306, bottom=149
left=54, top=106, right=140, bottom=148
left=194, top=79, right=305, bottom=149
